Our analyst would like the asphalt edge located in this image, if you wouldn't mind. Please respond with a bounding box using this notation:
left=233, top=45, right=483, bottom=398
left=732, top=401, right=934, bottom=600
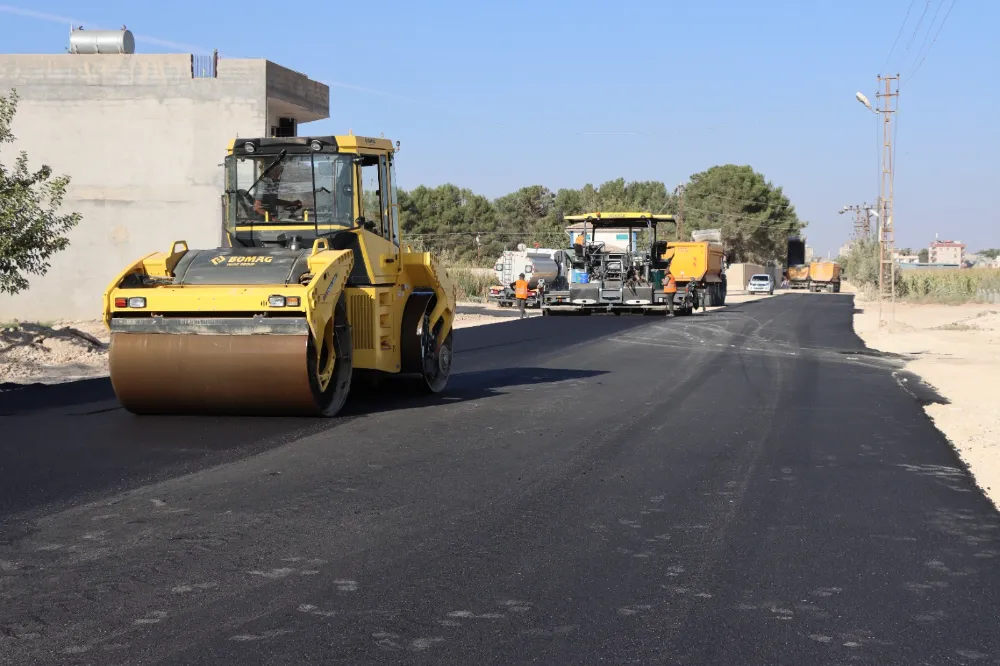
left=847, top=293, right=999, bottom=514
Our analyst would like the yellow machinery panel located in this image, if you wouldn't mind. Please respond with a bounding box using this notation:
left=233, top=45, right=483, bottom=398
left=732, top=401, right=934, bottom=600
left=808, top=261, right=842, bottom=283
left=666, top=241, right=725, bottom=283
left=103, top=135, right=456, bottom=417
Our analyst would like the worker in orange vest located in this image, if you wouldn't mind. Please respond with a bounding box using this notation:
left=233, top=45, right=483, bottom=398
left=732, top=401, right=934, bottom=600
left=511, top=272, right=529, bottom=319
left=663, top=273, right=677, bottom=315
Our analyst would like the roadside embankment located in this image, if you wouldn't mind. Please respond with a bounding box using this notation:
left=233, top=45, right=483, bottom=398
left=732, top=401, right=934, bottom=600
left=851, top=292, right=1000, bottom=510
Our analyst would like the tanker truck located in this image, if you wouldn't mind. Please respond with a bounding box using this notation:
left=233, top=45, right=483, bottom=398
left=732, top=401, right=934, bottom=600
left=488, top=245, right=565, bottom=308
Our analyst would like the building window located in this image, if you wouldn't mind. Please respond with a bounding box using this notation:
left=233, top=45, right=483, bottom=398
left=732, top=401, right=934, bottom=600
left=270, top=117, right=296, bottom=138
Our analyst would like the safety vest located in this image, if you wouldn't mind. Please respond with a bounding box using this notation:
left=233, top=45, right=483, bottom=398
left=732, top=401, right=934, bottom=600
left=575, top=234, right=585, bottom=246
left=515, top=279, right=529, bottom=299
left=663, top=275, right=677, bottom=294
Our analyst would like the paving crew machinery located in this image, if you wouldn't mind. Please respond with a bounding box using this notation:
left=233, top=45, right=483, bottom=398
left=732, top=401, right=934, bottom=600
left=659, top=228, right=727, bottom=315
left=808, top=261, right=842, bottom=292
left=786, top=237, right=810, bottom=289
left=488, top=245, right=565, bottom=308
left=541, top=212, right=676, bottom=316
left=102, top=134, right=456, bottom=417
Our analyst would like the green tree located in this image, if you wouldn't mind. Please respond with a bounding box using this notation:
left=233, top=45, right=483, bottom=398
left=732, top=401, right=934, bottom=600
left=681, top=164, right=805, bottom=264
left=978, top=248, right=1000, bottom=260
left=0, top=89, right=82, bottom=295
left=494, top=185, right=564, bottom=249
left=918, top=248, right=929, bottom=263
left=845, top=236, right=903, bottom=296
left=397, top=184, right=498, bottom=263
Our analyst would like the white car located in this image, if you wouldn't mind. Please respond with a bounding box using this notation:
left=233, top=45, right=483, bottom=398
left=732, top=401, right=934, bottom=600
left=747, top=274, right=774, bottom=295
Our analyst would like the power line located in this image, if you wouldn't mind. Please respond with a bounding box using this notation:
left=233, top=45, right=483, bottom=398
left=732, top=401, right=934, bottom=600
left=684, top=191, right=798, bottom=211
left=905, top=0, right=958, bottom=85
left=882, top=0, right=919, bottom=72
left=906, top=0, right=946, bottom=72
left=899, top=0, right=934, bottom=65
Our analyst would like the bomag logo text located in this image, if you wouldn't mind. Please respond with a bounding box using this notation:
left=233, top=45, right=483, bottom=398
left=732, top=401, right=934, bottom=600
left=213, top=256, right=274, bottom=266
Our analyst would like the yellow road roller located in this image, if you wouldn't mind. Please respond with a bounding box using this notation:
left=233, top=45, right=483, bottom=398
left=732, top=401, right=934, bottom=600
left=102, top=134, right=455, bottom=417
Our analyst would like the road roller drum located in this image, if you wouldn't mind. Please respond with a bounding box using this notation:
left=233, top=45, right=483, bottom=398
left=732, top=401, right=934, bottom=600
left=102, top=134, right=456, bottom=417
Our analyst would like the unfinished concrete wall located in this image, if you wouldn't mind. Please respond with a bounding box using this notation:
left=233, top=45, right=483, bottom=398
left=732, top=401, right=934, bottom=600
left=0, top=53, right=328, bottom=322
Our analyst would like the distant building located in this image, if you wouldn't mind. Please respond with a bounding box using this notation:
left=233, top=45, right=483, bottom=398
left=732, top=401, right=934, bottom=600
left=838, top=242, right=853, bottom=258
left=0, top=33, right=328, bottom=320
left=893, top=249, right=920, bottom=264
left=929, top=240, right=966, bottom=266
left=805, top=246, right=815, bottom=262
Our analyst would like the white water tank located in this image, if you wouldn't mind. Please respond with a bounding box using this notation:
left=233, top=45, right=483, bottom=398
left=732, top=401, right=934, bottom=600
left=70, top=28, right=136, bottom=54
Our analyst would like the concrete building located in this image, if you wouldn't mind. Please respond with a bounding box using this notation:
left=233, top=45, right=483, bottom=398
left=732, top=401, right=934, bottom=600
left=929, top=240, right=966, bottom=266
left=0, top=43, right=328, bottom=320
left=892, top=249, right=920, bottom=264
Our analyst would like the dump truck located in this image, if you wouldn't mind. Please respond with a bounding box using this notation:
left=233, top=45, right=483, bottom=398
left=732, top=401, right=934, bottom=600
left=540, top=212, right=676, bottom=316
left=808, top=261, right=842, bottom=292
left=785, top=237, right=810, bottom=289
left=488, top=245, right=564, bottom=308
left=102, top=134, right=456, bottom=417
left=659, top=229, right=727, bottom=315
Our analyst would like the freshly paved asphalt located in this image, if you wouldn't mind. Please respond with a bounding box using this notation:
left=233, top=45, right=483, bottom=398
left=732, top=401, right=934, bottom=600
left=2, top=293, right=999, bottom=665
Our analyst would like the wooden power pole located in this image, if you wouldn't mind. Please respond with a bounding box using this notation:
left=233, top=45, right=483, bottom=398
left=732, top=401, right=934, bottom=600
left=675, top=184, right=686, bottom=241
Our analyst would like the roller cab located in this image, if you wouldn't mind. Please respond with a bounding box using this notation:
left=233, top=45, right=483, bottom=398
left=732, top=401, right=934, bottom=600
left=103, top=135, right=456, bottom=417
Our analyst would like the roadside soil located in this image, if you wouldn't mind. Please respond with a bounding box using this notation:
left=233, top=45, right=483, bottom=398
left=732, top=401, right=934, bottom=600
left=1, top=311, right=512, bottom=386
left=850, top=288, right=1000, bottom=510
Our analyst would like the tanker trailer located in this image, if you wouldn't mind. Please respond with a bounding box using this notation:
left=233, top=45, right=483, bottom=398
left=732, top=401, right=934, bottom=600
left=488, top=245, right=564, bottom=308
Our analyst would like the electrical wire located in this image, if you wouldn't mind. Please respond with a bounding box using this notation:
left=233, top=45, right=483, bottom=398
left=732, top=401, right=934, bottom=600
left=882, top=0, right=919, bottom=72
left=905, top=0, right=958, bottom=86
left=899, top=0, right=935, bottom=66
left=906, top=0, right=946, bottom=73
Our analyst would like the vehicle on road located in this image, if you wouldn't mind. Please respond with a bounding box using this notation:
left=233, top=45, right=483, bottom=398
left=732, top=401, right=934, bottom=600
left=786, top=237, right=810, bottom=289
left=102, top=134, right=456, bottom=418
left=488, top=245, right=564, bottom=309
left=809, top=261, right=842, bottom=292
left=659, top=228, right=728, bottom=315
left=541, top=212, right=677, bottom=316
left=747, top=273, right=775, bottom=295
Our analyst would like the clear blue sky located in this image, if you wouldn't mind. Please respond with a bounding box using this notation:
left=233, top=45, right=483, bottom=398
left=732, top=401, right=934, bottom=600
left=2, top=1, right=996, bottom=256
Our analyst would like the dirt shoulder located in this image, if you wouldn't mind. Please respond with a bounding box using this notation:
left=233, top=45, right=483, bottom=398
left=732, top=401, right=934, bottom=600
left=851, top=292, right=1000, bottom=509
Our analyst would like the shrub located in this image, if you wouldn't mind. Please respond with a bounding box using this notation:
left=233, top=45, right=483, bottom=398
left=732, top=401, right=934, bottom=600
left=897, top=269, right=1000, bottom=304
left=447, top=266, right=496, bottom=302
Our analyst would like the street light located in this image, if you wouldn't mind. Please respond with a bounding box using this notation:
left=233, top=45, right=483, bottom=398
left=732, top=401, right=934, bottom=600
left=856, top=92, right=876, bottom=113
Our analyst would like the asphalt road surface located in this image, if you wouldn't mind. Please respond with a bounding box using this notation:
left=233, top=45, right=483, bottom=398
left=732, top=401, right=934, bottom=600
left=2, top=293, right=999, bottom=665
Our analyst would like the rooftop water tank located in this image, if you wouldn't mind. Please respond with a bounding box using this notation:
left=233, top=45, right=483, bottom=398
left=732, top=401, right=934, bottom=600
left=69, top=27, right=136, bottom=55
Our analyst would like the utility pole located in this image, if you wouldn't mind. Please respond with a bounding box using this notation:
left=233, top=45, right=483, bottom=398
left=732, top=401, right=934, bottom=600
left=876, top=74, right=899, bottom=326
left=840, top=203, right=874, bottom=241
left=675, top=184, right=686, bottom=241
